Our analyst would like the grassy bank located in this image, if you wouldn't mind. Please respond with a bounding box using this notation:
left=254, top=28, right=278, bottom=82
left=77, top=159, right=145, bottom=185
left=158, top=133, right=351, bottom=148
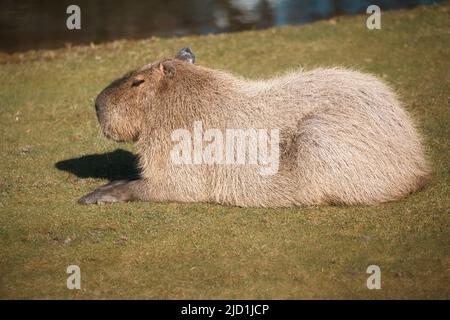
left=0, top=4, right=449, bottom=299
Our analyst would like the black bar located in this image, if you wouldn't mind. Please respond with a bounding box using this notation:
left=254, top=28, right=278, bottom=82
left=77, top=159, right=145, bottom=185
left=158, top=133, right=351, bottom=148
left=0, top=300, right=447, bottom=319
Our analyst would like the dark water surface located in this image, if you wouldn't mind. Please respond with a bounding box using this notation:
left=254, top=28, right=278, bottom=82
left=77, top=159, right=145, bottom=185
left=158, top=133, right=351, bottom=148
left=0, top=0, right=445, bottom=53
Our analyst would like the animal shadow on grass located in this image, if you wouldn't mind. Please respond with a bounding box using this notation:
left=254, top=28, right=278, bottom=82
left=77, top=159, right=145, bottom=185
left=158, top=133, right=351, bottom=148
left=55, top=149, right=140, bottom=181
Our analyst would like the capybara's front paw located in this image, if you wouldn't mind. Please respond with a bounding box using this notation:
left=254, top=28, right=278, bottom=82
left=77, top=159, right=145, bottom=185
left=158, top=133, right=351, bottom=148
left=78, top=180, right=130, bottom=205
left=78, top=189, right=121, bottom=205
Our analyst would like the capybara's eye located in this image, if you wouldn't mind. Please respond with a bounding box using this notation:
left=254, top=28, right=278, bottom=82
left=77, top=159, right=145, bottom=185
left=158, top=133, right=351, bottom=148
left=131, top=78, right=145, bottom=87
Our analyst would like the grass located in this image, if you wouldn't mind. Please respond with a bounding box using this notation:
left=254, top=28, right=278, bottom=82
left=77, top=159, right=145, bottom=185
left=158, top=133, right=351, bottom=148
left=0, top=4, right=449, bottom=299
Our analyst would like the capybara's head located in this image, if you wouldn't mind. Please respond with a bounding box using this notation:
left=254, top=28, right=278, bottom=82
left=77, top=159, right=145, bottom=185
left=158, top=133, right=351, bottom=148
left=94, top=47, right=196, bottom=142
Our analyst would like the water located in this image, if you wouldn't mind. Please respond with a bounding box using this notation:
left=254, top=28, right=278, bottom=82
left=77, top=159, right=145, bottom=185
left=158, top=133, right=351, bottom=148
left=0, top=0, right=445, bottom=53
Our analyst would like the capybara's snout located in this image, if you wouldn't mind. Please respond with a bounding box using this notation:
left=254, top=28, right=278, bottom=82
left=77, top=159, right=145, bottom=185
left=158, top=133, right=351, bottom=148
left=94, top=89, right=110, bottom=122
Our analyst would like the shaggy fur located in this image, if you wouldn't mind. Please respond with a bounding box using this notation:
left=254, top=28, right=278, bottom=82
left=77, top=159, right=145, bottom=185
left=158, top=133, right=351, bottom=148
left=79, top=48, right=430, bottom=207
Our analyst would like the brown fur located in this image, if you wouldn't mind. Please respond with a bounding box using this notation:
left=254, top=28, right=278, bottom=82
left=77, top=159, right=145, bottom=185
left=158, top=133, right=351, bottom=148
left=80, top=50, right=431, bottom=207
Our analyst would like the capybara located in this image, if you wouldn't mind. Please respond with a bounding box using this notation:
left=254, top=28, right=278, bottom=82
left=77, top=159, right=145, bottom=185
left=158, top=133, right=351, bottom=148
left=79, top=47, right=430, bottom=207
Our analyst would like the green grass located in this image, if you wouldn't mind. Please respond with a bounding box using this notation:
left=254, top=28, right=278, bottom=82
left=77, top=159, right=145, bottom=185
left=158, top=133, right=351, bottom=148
left=0, top=4, right=449, bottom=299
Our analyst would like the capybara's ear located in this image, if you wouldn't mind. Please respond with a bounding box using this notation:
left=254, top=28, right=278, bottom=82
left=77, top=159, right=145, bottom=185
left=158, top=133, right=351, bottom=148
left=175, top=47, right=195, bottom=64
left=159, top=61, right=176, bottom=78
